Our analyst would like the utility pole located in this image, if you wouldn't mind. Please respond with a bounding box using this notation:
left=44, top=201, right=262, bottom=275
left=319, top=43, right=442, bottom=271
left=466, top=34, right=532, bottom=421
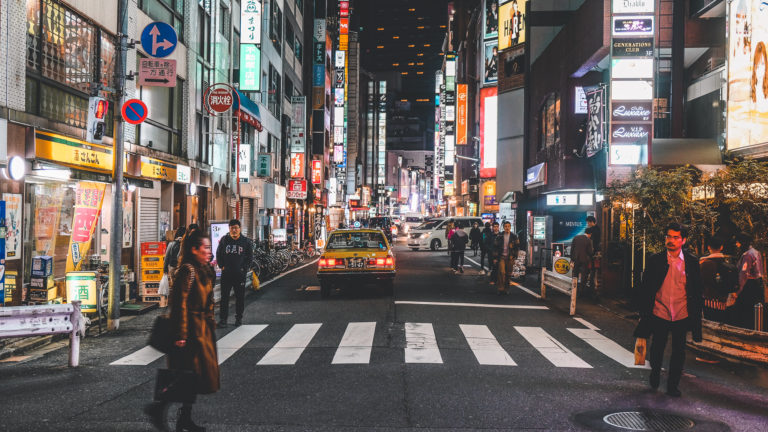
left=108, top=0, right=129, bottom=330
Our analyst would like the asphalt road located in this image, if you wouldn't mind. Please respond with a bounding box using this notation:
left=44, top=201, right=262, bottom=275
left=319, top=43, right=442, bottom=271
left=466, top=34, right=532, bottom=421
left=1, top=240, right=767, bottom=431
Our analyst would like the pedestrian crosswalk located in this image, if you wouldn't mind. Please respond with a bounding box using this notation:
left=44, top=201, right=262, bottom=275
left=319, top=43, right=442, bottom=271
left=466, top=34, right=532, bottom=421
left=111, top=322, right=648, bottom=369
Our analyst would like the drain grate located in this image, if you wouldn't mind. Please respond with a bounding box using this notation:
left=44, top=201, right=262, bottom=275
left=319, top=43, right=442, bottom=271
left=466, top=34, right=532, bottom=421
left=603, top=411, right=695, bottom=431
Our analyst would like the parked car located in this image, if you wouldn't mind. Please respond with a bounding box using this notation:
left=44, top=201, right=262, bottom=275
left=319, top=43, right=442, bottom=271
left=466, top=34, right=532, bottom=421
left=407, top=216, right=483, bottom=251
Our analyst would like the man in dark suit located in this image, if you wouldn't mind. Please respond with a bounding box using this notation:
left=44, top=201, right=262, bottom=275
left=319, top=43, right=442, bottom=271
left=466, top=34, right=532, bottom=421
left=634, top=223, right=703, bottom=397
left=570, top=229, right=593, bottom=296
left=494, top=221, right=519, bottom=294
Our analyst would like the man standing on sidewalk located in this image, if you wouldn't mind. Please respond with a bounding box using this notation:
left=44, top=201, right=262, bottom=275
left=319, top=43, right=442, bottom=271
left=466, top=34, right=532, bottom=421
left=571, top=229, right=593, bottom=297
left=486, top=222, right=500, bottom=283
left=479, top=222, right=493, bottom=275
left=586, top=215, right=600, bottom=294
left=494, top=221, right=519, bottom=294
left=634, top=223, right=702, bottom=397
left=216, top=219, right=254, bottom=328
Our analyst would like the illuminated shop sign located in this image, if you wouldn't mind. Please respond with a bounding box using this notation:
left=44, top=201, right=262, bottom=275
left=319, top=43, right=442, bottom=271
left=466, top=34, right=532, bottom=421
left=612, top=16, right=654, bottom=36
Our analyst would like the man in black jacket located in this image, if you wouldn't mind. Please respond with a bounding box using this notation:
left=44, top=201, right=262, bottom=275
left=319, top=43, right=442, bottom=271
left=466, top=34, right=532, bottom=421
left=494, top=221, right=519, bottom=294
left=634, top=223, right=703, bottom=397
left=216, top=219, right=254, bottom=327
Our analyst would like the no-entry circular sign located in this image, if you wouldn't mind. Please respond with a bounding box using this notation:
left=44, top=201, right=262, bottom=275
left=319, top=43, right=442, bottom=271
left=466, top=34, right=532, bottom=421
left=122, top=99, right=148, bottom=124
left=208, top=88, right=234, bottom=113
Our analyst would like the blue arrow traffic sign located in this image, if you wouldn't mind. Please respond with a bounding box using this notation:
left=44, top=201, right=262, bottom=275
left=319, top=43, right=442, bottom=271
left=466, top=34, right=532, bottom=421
left=141, top=22, right=177, bottom=58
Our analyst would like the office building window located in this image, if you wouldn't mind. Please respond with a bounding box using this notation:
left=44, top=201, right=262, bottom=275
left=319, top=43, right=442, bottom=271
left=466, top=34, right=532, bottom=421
left=268, top=63, right=281, bottom=117
left=270, top=2, right=282, bottom=54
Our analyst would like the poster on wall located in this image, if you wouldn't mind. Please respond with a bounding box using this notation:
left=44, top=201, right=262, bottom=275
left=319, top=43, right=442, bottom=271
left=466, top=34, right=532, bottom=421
left=498, top=0, right=525, bottom=51
left=483, top=41, right=498, bottom=85
left=34, top=187, right=64, bottom=256
left=727, top=0, right=768, bottom=151
left=498, top=44, right=525, bottom=92
left=66, top=182, right=107, bottom=272
left=483, top=0, right=499, bottom=40
left=2, top=194, right=22, bottom=260
left=122, top=192, right=133, bottom=248
left=210, top=222, right=230, bottom=269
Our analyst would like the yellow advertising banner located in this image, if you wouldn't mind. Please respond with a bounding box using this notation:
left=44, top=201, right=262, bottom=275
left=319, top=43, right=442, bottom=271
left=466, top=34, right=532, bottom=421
left=66, top=182, right=107, bottom=272
left=499, top=0, right=526, bottom=51
left=35, top=131, right=114, bottom=173
left=457, top=84, right=468, bottom=144
left=140, top=156, right=178, bottom=181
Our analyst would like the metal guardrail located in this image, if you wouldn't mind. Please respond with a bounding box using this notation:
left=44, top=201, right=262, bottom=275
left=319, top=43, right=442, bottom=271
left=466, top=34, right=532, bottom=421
left=0, top=301, right=85, bottom=367
left=540, top=268, right=578, bottom=316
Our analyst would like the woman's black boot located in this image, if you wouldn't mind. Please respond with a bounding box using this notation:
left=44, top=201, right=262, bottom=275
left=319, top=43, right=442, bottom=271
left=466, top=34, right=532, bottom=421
left=176, top=406, right=206, bottom=432
left=144, top=401, right=169, bottom=431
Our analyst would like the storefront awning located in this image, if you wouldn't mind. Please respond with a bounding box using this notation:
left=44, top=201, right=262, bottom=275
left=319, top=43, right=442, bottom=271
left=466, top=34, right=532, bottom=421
left=652, top=139, right=723, bottom=168
left=233, top=90, right=263, bottom=131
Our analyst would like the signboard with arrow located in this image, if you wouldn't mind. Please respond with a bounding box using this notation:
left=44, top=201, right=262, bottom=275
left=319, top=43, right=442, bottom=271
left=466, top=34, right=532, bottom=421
left=140, top=22, right=178, bottom=58
left=138, top=58, right=177, bottom=87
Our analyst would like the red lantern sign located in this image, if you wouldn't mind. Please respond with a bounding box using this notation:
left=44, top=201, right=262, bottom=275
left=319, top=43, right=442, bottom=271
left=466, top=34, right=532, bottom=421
left=311, top=160, right=322, bottom=185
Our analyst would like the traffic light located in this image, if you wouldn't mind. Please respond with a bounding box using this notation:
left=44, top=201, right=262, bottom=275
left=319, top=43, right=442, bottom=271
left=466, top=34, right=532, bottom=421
left=86, top=97, right=109, bottom=143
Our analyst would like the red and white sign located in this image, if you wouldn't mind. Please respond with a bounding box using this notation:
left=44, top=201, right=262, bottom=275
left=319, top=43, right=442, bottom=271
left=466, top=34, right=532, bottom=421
left=138, top=58, right=177, bottom=87
left=339, top=18, right=349, bottom=35
left=208, top=88, right=234, bottom=113
left=287, top=179, right=308, bottom=199
left=311, top=159, right=322, bottom=184
left=290, top=153, right=305, bottom=178
left=340, top=1, right=349, bottom=17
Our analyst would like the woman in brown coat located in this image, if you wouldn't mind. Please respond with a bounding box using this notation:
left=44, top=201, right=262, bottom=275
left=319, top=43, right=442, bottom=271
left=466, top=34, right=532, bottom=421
left=146, top=228, right=219, bottom=432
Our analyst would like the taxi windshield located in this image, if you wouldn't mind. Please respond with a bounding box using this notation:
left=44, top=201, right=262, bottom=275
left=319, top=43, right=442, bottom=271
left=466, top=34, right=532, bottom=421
left=327, top=232, right=388, bottom=250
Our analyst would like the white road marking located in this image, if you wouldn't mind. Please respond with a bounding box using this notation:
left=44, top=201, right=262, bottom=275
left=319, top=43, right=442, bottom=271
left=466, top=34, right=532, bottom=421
left=405, top=323, right=443, bottom=364
left=573, top=317, right=600, bottom=331
left=332, top=322, right=377, bottom=364
left=395, top=301, right=548, bottom=310
left=514, top=326, right=592, bottom=368
left=568, top=328, right=649, bottom=369
left=460, top=324, right=517, bottom=366
left=217, top=325, right=268, bottom=365
left=260, top=259, right=320, bottom=288
left=110, top=346, right=164, bottom=366
left=257, top=323, right=322, bottom=365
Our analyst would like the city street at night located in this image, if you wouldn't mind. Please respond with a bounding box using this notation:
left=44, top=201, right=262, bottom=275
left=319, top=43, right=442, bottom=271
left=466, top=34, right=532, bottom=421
left=2, top=242, right=767, bottom=431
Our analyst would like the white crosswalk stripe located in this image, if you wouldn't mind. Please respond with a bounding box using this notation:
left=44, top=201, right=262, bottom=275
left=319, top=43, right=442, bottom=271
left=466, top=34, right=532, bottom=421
left=217, top=325, right=268, bottom=365
left=460, top=324, right=516, bottom=366
left=257, top=323, right=322, bottom=365
left=332, top=322, right=377, bottom=364
left=568, top=328, right=649, bottom=369
left=404, top=322, right=443, bottom=364
left=514, top=326, right=592, bottom=368
left=110, top=345, right=164, bottom=366
left=110, top=322, right=640, bottom=370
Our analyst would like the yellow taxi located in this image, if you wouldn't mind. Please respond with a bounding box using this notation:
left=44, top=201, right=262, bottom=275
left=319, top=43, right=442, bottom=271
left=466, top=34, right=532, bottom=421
left=317, top=228, right=395, bottom=298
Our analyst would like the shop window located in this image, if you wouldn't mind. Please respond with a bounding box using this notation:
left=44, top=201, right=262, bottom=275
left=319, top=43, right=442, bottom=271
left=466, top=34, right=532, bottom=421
left=539, top=93, right=560, bottom=150
left=25, top=0, right=116, bottom=136
left=270, top=2, right=283, bottom=55
left=140, top=0, right=185, bottom=40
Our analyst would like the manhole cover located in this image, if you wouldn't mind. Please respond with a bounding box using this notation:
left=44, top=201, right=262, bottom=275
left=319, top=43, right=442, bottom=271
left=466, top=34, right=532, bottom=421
left=603, top=411, right=695, bottom=431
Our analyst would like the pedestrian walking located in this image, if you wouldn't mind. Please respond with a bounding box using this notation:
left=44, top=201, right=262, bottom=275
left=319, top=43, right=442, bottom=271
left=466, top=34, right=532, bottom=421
left=493, top=221, right=519, bottom=294
left=699, top=237, right=738, bottom=323
left=451, top=228, right=469, bottom=273
left=586, top=215, right=601, bottom=293
left=487, top=222, right=500, bottom=283
left=445, top=220, right=455, bottom=255
left=145, top=228, right=220, bottom=431
left=216, top=219, right=254, bottom=328
left=479, top=222, right=493, bottom=274
left=633, top=223, right=703, bottom=397
left=469, top=222, right=482, bottom=257
left=732, top=232, right=765, bottom=329
left=164, top=226, right=186, bottom=287
left=570, top=229, right=593, bottom=298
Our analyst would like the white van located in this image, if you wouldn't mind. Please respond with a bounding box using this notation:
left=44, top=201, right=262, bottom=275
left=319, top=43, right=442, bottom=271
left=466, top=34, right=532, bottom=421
left=407, top=216, right=483, bottom=251
left=400, top=213, right=425, bottom=235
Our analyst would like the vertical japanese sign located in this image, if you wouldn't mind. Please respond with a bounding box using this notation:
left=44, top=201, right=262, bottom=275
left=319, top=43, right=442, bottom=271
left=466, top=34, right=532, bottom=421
left=257, top=153, right=272, bottom=177
left=2, top=194, right=22, bottom=260
left=311, top=160, right=322, bottom=184
left=585, top=87, right=606, bottom=158
left=290, top=153, right=305, bottom=178
left=241, top=0, right=262, bottom=44
left=457, top=84, right=468, bottom=144
left=66, top=182, right=107, bottom=272
left=239, top=144, right=251, bottom=182
left=239, top=44, right=261, bottom=91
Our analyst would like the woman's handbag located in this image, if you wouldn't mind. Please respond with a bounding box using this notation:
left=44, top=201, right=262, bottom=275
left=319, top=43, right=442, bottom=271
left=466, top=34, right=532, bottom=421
left=154, top=369, right=197, bottom=403
left=148, top=316, right=174, bottom=353
left=634, top=338, right=647, bottom=365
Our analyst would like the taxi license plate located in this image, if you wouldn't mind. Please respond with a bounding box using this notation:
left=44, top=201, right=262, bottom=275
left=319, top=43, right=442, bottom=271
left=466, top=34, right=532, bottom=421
left=347, top=258, right=366, bottom=269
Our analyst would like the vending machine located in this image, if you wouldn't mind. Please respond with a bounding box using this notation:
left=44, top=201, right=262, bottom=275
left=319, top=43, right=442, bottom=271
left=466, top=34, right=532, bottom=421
left=527, top=213, right=552, bottom=268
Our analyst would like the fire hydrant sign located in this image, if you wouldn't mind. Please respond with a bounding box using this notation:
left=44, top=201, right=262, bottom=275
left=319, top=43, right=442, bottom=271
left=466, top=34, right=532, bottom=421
left=138, top=58, right=177, bottom=87
left=208, top=88, right=234, bottom=113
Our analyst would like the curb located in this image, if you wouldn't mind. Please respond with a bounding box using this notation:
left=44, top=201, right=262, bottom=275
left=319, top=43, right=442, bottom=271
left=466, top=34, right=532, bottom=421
left=0, top=335, right=56, bottom=361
